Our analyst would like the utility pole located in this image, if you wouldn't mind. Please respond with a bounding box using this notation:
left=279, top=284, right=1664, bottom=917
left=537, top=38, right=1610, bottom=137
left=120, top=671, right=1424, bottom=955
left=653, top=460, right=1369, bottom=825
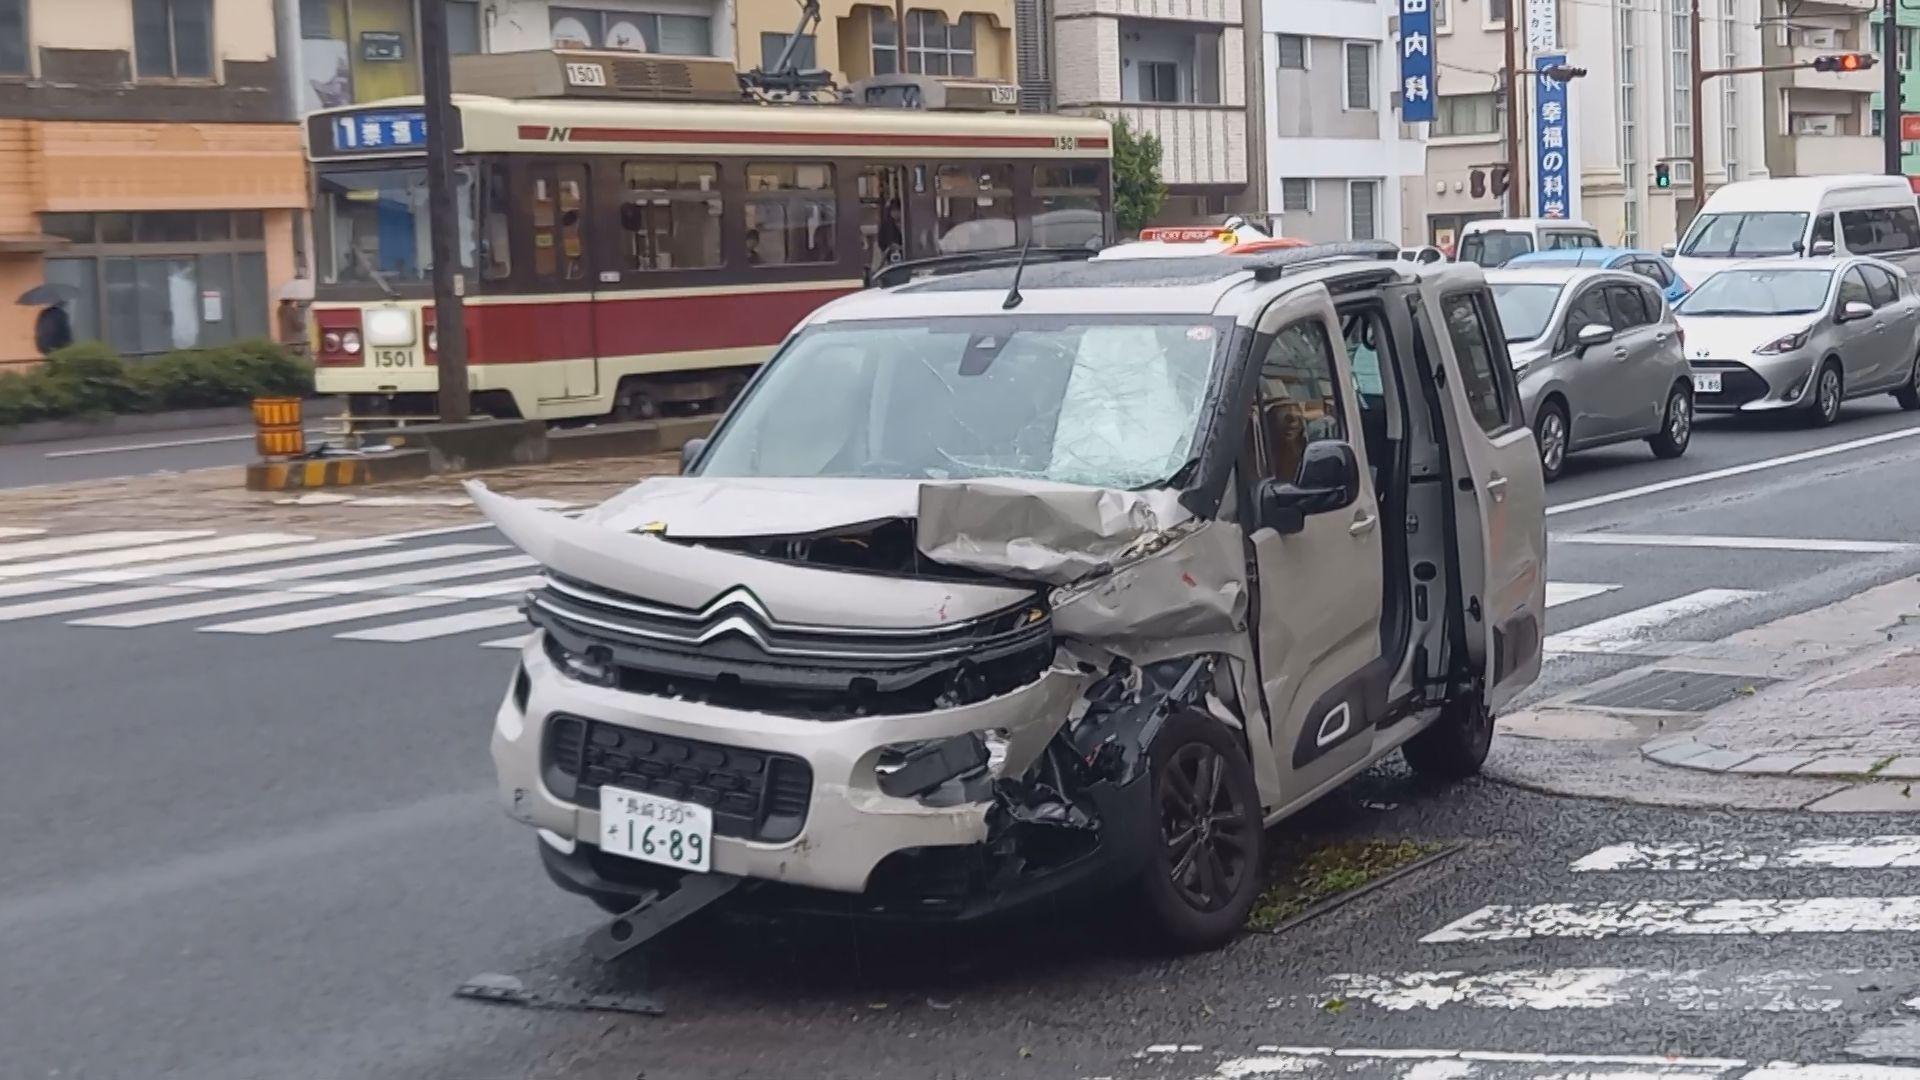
left=1689, top=0, right=1706, bottom=229
left=895, top=0, right=908, bottom=70
left=421, top=0, right=470, bottom=424
left=1503, top=0, right=1527, bottom=216
left=1886, top=0, right=1903, bottom=174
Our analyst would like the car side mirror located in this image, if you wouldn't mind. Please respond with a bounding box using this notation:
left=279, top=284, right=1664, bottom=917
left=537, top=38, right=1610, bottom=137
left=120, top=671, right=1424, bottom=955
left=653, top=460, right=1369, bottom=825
left=1841, top=300, right=1874, bottom=322
left=1576, top=323, right=1615, bottom=349
left=1811, top=239, right=1836, bottom=257
left=1661, top=243, right=1677, bottom=257
left=679, top=437, right=708, bottom=475
left=1257, top=441, right=1361, bottom=535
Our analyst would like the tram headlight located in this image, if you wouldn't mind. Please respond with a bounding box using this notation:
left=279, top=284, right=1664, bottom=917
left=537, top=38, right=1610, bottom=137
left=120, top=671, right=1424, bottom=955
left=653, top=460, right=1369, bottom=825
left=427, top=326, right=438, bottom=353
left=322, top=331, right=342, bottom=354
left=340, top=329, right=363, bottom=355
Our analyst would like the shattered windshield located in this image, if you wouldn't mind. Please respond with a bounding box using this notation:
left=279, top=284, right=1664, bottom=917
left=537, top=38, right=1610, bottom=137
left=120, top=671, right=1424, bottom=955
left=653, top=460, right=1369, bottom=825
left=696, top=317, right=1227, bottom=488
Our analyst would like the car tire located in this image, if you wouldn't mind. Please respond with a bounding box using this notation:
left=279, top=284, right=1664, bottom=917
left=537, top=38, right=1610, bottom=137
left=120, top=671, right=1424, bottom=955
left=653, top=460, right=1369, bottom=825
left=1400, top=691, right=1495, bottom=780
left=1133, top=708, right=1265, bottom=953
left=1648, top=385, right=1692, bottom=459
left=1894, top=353, right=1920, bottom=411
left=1809, top=361, right=1843, bottom=427
left=1533, top=400, right=1569, bottom=483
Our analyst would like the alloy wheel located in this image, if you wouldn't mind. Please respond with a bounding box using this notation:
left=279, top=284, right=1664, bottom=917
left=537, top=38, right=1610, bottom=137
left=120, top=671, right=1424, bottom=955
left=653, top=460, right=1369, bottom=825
left=1538, top=411, right=1567, bottom=473
left=1820, top=367, right=1842, bottom=422
left=1668, top=392, right=1692, bottom=447
left=1159, top=742, right=1255, bottom=914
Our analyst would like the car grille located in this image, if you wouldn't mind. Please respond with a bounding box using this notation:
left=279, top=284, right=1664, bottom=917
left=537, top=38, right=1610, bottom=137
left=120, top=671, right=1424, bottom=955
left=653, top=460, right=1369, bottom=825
left=544, top=714, right=812, bottom=842
left=1689, top=360, right=1770, bottom=408
left=529, top=573, right=1053, bottom=719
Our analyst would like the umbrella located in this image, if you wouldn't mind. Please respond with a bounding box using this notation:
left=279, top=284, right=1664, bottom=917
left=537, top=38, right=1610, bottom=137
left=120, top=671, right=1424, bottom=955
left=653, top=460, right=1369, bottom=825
left=17, top=283, right=78, bottom=306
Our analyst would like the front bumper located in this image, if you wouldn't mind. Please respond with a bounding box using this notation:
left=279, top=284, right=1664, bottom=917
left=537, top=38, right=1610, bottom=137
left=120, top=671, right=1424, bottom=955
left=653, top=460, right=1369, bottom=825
left=1690, top=354, right=1817, bottom=412
left=493, top=632, right=1126, bottom=899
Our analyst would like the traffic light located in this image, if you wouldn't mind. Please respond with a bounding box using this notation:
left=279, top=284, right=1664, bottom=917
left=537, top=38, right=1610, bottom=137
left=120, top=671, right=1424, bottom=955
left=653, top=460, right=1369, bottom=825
left=1490, top=165, right=1511, bottom=199
left=1470, top=169, right=1487, bottom=199
left=1540, top=64, right=1589, bottom=83
left=1810, top=53, right=1876, bottom=72
left=1654, top=162, right=1672, bottom=189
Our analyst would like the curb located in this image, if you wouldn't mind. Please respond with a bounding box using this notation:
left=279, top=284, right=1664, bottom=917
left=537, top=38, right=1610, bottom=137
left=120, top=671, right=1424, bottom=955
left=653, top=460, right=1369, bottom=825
left=245, top=450, right=433, bottom=490
left=1640, top=734, right=1920, bottom=780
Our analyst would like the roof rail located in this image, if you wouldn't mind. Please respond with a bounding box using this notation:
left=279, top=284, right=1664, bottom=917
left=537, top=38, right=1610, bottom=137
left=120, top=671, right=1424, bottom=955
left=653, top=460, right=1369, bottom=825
left=1244, top=239, right=1401, bottom=281
left=866, top=246, right=1098, bottom=289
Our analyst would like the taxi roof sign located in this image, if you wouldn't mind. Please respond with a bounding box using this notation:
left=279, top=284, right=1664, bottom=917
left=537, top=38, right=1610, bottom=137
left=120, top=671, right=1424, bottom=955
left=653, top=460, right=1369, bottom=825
left=1138, top=227, right=1235, bottom=243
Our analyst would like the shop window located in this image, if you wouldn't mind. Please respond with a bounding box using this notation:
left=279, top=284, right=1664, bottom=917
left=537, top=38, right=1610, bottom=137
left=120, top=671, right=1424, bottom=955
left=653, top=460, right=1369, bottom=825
left=39, top=212, right=272, bottom=355
left=621, top=161, right=722, bottom=271
left=745, top=163, right=837, bottom=266
left=134, top=0, right=214, bottom=79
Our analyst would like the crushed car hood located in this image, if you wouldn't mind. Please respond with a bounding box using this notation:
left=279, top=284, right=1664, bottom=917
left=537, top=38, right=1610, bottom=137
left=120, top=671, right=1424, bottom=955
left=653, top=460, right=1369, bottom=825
left=587, top=477, right=929, bottom=538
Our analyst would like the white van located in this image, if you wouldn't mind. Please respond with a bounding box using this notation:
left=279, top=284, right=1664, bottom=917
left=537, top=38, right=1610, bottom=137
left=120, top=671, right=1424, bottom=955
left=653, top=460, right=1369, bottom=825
left=1667, top=175, right=1920, bottom=286
left=1456, top=218, right=1605, bottom=268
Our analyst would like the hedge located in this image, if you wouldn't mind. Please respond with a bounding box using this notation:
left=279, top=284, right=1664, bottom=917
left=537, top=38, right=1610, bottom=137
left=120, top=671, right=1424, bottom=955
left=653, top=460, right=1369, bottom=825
left=0, top=340, right=313, bottom=428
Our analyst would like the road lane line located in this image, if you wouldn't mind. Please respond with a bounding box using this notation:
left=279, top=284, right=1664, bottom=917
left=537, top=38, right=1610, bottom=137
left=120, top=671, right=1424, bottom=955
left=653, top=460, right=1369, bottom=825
left=0, top=533, right=308, bottom=580
left=0, top=544, right=504, bottom=622
left=1199, top=1048, right=1751, bottom=1079
left=200, top=575, right=540, bottom=634
left=0, top=529, right=213, bottom=562
left=481, top=632, right=535, bottom=649
left=1546, top=582, right=1618, bottom=607
left=0, top=527, right=45, bottom=539
left=337, top=606, right=527, bottom=642
left=1572, top=837, right=1920, bottom=872
left=71, top=554, right=534, bottom=627
left=1316, top=967, right=1861, bottom=1013
left=1545, top=588, right=1761, bottom=655
left=40, top=429, right=331, bottom=458
left=1556, top=534, right=1918, bottom=554
left=1421, top=896, right=1920, bottom=943
left=1548, top=425, right=1920, bottom=517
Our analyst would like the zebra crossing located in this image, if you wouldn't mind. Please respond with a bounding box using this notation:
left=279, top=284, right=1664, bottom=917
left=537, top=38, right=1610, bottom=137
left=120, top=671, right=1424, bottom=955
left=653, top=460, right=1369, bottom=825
left=0, top=524, right=1783, bottom=652
left=1177, top=833, right=1920, bottom=1079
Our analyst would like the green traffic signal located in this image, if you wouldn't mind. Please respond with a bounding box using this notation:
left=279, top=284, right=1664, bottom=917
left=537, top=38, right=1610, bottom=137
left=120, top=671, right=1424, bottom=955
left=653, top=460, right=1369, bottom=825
left=1654, top=163, right=1672, bottom=189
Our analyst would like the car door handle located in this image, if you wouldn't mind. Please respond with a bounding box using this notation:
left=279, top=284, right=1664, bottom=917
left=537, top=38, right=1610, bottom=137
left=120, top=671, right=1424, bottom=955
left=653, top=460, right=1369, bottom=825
left=1612, top=347, right=1630, bottom=359
left=1348, top=511, right=1379, bottom=537
left=1654, top=331, right=1671, bottom=342
left=1486, top=475, right=1510, bottom=501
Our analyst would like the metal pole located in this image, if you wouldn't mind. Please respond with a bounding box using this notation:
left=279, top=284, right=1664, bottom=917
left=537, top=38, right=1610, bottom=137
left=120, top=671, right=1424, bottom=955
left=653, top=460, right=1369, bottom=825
left=1689, top=0, right=1706, bottom=228
left=421, top=0, right=470, bottom=424
left=895, top=0, right=908, bottom=71
left=1504, top=0, right=1523, bottom=216
left=1887, top=0, right=1904, bottom=174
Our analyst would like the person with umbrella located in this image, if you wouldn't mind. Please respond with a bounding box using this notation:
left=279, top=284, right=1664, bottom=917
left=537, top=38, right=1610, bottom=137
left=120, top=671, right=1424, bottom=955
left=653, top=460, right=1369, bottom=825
left=18, top=282, right=77, bottom=357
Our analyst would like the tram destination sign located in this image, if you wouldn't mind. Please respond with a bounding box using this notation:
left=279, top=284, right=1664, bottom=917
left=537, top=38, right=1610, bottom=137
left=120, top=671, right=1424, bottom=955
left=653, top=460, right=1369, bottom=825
left=310, top=108, right=456, bottom=160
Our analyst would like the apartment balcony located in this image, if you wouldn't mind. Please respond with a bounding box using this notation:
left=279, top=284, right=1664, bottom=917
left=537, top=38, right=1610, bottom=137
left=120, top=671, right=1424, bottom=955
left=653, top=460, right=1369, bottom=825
left=1784, top=46, right=1881, bottom=92
left=1110, top=104, right=1248, bottom=187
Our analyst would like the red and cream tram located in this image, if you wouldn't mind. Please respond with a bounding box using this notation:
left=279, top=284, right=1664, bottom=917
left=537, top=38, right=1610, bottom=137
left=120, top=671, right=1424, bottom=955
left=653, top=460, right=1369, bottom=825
left=304, top=52, right=1115, bottom=422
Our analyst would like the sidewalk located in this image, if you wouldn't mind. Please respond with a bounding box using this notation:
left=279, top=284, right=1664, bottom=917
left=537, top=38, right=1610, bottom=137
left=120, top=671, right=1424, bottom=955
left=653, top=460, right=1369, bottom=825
left=1492, top=575, right=1920, bottom=813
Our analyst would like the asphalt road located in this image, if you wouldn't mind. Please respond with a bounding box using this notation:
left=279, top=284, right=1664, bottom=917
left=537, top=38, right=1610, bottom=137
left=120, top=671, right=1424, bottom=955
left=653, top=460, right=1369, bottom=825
left=0, top=420, right=341, bottom=489
left=6, top=397, right=1920, bottom=1079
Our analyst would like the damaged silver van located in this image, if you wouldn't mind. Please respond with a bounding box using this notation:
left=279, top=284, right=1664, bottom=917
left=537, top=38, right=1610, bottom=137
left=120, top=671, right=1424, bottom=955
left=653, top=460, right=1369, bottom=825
left=476, top=241, right=1546, bottom=953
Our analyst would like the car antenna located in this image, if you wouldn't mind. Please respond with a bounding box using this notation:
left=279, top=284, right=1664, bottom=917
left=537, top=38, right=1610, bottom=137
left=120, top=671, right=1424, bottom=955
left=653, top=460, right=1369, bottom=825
left=1002, top=235, right=1033, bottom=310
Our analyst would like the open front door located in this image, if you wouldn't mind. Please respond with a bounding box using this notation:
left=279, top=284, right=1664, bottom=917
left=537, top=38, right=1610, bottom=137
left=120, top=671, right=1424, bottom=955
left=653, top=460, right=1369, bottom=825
left=1413, top=267, right=1546, bottom=711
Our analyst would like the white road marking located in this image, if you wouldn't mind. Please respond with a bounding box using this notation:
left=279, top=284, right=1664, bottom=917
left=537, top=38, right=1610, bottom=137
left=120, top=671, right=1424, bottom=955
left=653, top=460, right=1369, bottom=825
left=1573, top=837, right=1920, bottom=872
left=199, top=575, right=540, bottom=634
left=1196, top=1049, right=1920, bottom=1080
left=1547, top=425, right=1920, bottom=517
left=0, top=529, right=213, bottom=562
left=1546, top=582, right=1619, bottom=608
left=1743, top=1067, right=1920, bottom=1080
left=0, top=544, right=504, bottom=623
left=0, top=527, right=46, bottom=539
left=481, top=632, right=535, bottom=649
left=1317, top=967, right=1860, bottom=1013
left=336, top=605, right=527, bottom=642
left=70, top=554, right=534, bottom=628
left=0, top=533, right=309, bottom=580
left=1421, top=896, right=1920, bottom=943
left=40, top=429, right=330, bottom=458
left=1555, top=534, right=1918, bottom=554
left=1544, top=589, right=1761, bottom=655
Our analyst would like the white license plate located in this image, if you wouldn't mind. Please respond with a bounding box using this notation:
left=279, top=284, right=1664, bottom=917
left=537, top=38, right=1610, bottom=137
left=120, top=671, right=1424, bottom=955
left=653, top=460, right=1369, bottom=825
left=372, top=347, right=416, bottom=369
left=599, top=785, right=712, bottom=873
left=1692, top=372, right=1722, bottom=393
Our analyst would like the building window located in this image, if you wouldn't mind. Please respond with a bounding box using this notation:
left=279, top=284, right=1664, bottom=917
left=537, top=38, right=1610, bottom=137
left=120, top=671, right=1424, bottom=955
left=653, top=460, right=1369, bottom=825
left=1140, top=61, right=1181, bottom=102
left=1669, top=0, right=1691, bottom=184
left=1120, top=19, right=1222, bottom=104
left=549, top=7, right=711, bottom=55
left=0, top=0, right=25, bottom=75
left=1487, top=0, right=1509, bottom=24
left=1277, top=34, right=1308, bottom=69
left=761, top=31, right=818, bottom=71
left=745, top=163, right=836, bottom=266
left=871, top=10, right=978, bottom=77
left=39, top=211, right=269, bottom=355
left=1281, top=179, right=1314, bottom=212
left=1619, top=0, right=1639, bottom=246
left=134, top=0, right=214, bottom=80
left=1349, top=179, right=1379, bottom=240
left=1432, top=92, right=1502, bottom=136
left=1721, top=1, right=1738, bottom=183
left=1344, top=42, right=1375, bottom=110
left=1434, top=0, right=1450, bottom=31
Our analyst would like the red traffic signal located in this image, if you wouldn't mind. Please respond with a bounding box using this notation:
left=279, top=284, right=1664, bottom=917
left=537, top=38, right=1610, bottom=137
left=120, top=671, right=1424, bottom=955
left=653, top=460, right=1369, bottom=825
left=1810, top=53, right=1876, bottom=72
left=1490, top=165, right=1511, bottom=199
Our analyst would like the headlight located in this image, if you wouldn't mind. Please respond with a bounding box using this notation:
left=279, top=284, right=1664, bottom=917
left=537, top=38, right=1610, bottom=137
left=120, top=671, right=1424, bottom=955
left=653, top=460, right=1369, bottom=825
left=1754, top=327, right=1812, bottom=355
left=321, top=331, right=342, bottom=354
left=427, top=327, right=439, bottom=352
left=340, top=329, right=363, bottom=355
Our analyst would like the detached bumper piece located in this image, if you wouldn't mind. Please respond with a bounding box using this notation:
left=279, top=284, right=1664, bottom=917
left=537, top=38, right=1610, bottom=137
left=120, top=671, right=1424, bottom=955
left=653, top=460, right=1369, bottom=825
left=586, top=871, right=743, bottom=962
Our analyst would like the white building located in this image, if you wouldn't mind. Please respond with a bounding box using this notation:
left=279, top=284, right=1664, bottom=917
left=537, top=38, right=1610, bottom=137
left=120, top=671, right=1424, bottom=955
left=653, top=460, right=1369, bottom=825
left=1263, top=0, right=1429, bottom=243
left=1760, top=0, right=1883, bottom=178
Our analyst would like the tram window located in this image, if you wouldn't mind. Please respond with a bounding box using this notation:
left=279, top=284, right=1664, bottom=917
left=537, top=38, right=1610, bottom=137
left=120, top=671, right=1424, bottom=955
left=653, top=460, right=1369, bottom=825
left=480, top=162, right=511, bottom=280
left=935, top=164, right=1014, bottom=253
left=858, top=165, right=907, bottom=270
left=621, top=161, right=721, bottom=271
left=745, top=163, right=836, bottom=266
left=1034, top=164, right=1107, bottom=249
left=531, top=166, right=588, bottom=281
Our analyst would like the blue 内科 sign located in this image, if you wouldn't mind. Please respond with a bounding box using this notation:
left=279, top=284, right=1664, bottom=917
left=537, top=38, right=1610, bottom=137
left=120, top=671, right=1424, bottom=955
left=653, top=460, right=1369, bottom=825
left=1533, top=54, right=1572, bottom=219
left=1398, top=0, right=1437, bottom=123
left=331, top=110, right=429, bottom=153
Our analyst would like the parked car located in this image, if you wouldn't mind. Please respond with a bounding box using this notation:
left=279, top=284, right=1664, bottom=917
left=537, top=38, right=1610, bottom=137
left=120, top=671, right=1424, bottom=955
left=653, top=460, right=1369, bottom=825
left=1667, top=175, right=1920, bottom=287
left=475, top=241, right=1547, bottom=954
left=1488, top=267, right=1695, bottom=481
left=1505, top=246, right=1692, bottom=305
left=1457, top=218, right=1605, bottom=268
left=1399, top=245, right=1447, bottom=264
left=1674, top=256, right=1920, bottom=426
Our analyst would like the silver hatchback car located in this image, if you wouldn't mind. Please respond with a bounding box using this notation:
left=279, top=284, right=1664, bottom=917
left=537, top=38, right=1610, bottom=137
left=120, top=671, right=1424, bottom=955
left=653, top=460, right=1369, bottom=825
left=1488, top=267, right=1694, bottom=481
left=1673, top=256, right=1920, bottom=426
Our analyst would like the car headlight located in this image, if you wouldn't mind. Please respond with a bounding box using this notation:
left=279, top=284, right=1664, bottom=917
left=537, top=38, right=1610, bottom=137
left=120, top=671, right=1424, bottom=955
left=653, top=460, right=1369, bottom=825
left=340, top=329, right=363, bottom=355
left=1754, top=327, right=1812, bottom=355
